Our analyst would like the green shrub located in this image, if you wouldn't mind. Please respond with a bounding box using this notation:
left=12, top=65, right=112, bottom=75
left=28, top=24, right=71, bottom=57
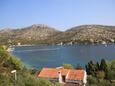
left=0, top=46, right=23, bottom=70
left=0, top=69, right=60, bottom=86
left=87, top=75, right=115, bottom=86
left=63, top=64, right=73, bottom=69
left=87, top=75, right=98, bottom=85
left=107, top=70, right=115, bottom=80
left=75, top=63, right=83, bottom=69
left=0, top=74, right=13, bottom=86
left=96, top=71, right=105, bottom=79
left=8, top=55, right=23, bottom=70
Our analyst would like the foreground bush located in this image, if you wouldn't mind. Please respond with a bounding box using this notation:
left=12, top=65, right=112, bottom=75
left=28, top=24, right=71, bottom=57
left=0, top=46, right=23, bottom=70
left=0, top=69, right=60, bottom=86
left=0, top=74, right=13, bottom=86
left=87, top=75, right=115, bottom=86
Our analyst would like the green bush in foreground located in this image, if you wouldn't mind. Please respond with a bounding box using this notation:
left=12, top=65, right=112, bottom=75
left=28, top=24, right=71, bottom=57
left=87, top=75, right=115, bottom=86
left=0, top=46, right=23, bottom=70
left=0, top=69, right=60, bottom=86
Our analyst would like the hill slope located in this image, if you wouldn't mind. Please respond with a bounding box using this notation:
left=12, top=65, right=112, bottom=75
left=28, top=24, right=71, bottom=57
left=0, top=24, right=115, bottom=44
left=54, top=25, right=115, bottom=44
left=0, top=24, right=61, bottom=44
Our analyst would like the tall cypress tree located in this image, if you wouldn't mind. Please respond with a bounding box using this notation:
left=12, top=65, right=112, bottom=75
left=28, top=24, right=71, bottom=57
left=85, top=60, right=97, bottom=76
left=96, top=62, right=100, bottom=71
left=100, top=59, right=108, bottom=72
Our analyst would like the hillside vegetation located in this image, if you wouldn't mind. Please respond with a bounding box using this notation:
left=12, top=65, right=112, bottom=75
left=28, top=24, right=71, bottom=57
left=0, top=46, right=60, bottom=86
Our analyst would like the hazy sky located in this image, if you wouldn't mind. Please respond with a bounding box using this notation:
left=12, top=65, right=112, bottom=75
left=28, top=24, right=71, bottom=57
left=0, top=0, right=115, bottom=31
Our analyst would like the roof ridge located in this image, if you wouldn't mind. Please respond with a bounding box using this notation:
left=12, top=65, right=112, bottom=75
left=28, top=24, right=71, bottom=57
left=66, top=70, right=70, bottom=79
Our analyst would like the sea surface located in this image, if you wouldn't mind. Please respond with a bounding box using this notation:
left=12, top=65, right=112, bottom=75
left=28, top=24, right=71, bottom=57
left=12, top=44, right=115, bottom=69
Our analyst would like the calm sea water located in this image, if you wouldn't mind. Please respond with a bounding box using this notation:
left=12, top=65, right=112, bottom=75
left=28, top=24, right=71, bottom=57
left=12, top=44, right=115, bottom=69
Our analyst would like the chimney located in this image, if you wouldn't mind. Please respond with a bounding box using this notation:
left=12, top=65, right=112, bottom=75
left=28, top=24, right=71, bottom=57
left=83, top=70, right=87, bottom=86
left=58, top=71, right=63, bottom=83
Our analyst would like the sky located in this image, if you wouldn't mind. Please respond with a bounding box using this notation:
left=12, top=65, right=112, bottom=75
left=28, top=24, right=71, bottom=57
left=0, top=0, right=115, bottom=31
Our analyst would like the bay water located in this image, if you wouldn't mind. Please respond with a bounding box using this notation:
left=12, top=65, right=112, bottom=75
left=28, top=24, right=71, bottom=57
left=12, top=44, right=115, bottom=69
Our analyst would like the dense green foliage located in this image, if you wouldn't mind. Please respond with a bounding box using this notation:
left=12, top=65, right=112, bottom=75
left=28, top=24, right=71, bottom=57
left=63, top=64, right=73, bottom=69
left=0, top=46, right=23, bottom=70
left=75, top=63, right=83, bottom=69
left=87, top=75, right=115, bottom=86
left=86, top=59, right=115, bottom=86
left=0, top=69, right=60, bottom=86
left=15, top=69, right=60, bottom=86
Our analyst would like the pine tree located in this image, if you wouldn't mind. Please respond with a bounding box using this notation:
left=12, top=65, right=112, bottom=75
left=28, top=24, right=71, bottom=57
left=85, top=60, right=96, bottom=76
left=96, top=62, right=100, bottom=71
left=75, top=64, right=83, bottom=69
left=100, top=59, right=108, bottom=72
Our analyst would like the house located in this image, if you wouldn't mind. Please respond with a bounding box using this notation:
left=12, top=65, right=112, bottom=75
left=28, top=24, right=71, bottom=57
left=17, top=42, right=21, bottom=46
left=37, top=68, right=87, bottom=86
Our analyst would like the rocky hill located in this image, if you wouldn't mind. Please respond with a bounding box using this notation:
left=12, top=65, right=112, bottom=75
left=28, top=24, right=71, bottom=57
left=0, top=24, right=61, bottom=44
left=0, top=24, right=115, bottom=45
left=53, top=25, right=115, bottom=44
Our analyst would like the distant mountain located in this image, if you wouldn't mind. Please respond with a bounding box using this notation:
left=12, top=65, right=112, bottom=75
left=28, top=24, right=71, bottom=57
left=52, top=25, right=115, bottom=44
left=0, top=24, right=61, bottom=44
left=0, top=24, right=115, bottom=45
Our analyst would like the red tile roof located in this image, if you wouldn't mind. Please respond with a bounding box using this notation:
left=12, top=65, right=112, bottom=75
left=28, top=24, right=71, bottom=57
left=67, top=70, right=84, bottom=80
left=38, top=68, right=85, bottom=81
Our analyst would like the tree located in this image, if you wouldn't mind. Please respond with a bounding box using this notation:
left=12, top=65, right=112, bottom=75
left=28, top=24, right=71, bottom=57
left=96, top=62, right=100, bottom=71
left=63, top=64, right=73, bottom=69
left=85, top=60, right=97, bottom=76
left=106, top=59, right=115, bottom=80
left=75, top=64, right=83, bottom=69
left=111, top=59, right=115, bottom=70
left=100, top=59, right=108, bottom=72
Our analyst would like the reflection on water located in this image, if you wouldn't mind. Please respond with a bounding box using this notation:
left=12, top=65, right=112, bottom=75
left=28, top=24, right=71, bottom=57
left=13, top=48, right=60, bottom=52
